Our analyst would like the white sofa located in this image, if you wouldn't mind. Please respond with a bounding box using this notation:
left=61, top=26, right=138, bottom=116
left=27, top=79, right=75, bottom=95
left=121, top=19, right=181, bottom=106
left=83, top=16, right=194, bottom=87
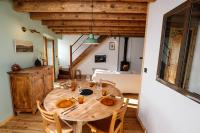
left=92, top=69, right=141, bottom=94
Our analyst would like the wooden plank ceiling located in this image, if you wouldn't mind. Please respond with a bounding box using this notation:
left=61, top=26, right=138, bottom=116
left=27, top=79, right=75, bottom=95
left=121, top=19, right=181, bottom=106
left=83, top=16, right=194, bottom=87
left=13, top=0, right=155, bottom=37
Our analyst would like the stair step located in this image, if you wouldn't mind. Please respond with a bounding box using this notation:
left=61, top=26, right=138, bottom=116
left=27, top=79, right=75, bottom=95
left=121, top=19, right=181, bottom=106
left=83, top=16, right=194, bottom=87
left=59, top=68, right=70, bottom=75
left=58, top=74, right=71, bottom=79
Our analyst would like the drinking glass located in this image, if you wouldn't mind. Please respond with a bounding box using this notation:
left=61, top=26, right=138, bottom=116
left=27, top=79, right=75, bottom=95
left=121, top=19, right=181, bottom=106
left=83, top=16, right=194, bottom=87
left=68, top=80, right=72, bottom=87
left=95, top=81, right=102, bottom=99
left=97, top=81, right=102, bottom=90
left=78, top=96, right=84, bottom=104
left=70, top=79, right=77, bottom=91
left=86, top=74, right=91, bottom=81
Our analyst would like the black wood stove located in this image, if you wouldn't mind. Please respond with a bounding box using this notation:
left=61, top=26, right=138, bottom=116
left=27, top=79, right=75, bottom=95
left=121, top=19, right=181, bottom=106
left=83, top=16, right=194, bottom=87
left=120, top=37, right=130, bottom=71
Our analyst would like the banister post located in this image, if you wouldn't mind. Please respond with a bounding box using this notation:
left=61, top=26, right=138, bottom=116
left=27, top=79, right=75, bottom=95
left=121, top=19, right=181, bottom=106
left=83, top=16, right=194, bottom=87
left=70, top=45, right=73, bottom=79
left=70, top=45, right=72, bottom=68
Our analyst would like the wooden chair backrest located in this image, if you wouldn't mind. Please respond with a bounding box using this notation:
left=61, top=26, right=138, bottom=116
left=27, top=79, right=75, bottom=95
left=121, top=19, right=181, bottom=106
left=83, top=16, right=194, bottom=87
left=100, top=79, right=116, bottom=87
left=36, top=101, right=62, bottom=133
left=109, top=98, right=129, bottom=133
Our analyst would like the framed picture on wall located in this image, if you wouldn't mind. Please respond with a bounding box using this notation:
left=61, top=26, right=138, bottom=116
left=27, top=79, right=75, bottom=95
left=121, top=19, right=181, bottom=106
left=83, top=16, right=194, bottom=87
left=109, top=42, right=115, bottom=50
left=95, top=55, right=106, bottom=63
left=14, top=40, right=33, bottom=53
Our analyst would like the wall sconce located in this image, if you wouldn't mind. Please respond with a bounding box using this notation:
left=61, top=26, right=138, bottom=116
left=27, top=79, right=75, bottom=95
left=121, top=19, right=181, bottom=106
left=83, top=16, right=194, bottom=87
left=22, top=27, right=27, bottom=32
left=21, top=26, right=40, bottom=34
left=30, top=29, right=40, bottom=34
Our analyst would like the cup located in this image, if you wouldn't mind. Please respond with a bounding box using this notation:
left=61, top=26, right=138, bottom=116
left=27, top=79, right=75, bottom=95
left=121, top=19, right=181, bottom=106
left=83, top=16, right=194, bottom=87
left=78, top=96, right=84, bottom=104
left=71, top=83, right=77, bottom=91
left=89, top=82, right=95, bottom=87
left=102, top=89, right=108, bottom=96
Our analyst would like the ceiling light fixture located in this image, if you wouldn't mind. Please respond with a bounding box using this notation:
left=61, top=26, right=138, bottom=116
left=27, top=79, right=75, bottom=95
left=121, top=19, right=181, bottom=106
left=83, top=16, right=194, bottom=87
left=83, top=0, right=99, bottom=45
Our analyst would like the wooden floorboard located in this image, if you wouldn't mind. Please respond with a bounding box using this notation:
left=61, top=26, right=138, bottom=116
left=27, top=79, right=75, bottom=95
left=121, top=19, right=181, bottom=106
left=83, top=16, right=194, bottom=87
left=0, top=94, right=144, bottom=133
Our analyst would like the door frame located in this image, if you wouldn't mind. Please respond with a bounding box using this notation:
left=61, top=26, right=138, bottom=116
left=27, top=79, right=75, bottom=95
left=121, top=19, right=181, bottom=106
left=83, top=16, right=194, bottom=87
left=44, top=37, right=56, bottom=81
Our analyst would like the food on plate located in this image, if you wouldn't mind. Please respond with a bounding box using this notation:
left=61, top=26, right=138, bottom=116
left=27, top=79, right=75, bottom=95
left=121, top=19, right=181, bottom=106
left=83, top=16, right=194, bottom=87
left=56, top=99, right=75, bottom=108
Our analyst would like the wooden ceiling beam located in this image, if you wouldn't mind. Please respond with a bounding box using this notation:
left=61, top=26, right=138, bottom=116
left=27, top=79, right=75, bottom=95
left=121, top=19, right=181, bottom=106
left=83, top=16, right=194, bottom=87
left=52, top=29, right=145, bottom=33
left=30, top=13, right=146, bottom=21
left=55, top=32, right=145, bottom=37
left=53, top=31, right=145, bottom=34
left=14, top=1, right=147, bottom=13
left=50, top=27, right=145, bottom=31
left=17, top=0, right=155, bottom=2
left=43, top=20, right=146, bottom=27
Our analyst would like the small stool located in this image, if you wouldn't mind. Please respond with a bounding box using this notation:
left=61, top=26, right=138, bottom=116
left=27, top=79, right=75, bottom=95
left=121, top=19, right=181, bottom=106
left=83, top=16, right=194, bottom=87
left=74, top=69, right=82, bottom=80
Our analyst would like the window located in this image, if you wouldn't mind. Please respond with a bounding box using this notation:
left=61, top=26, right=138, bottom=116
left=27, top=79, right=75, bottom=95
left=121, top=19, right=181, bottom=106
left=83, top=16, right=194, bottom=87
left=157, top=0, right=200, bottom=102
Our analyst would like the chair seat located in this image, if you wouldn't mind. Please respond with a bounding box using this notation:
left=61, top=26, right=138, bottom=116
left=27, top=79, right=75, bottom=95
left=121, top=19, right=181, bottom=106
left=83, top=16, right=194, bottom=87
left=87, top=116, right=121, bottom=133
left=46, top=120, right=73, bottom=133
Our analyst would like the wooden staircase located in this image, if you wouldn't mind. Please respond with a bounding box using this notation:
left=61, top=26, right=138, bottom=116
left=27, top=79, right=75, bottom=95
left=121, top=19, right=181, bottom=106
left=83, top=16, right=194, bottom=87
left=58, top=35, right=108, bottom=79
left=71, top=36, right=108, bottom=67
left=58, top=35, right=84, bottom=80
left=70, top=35, right=108, bottom=78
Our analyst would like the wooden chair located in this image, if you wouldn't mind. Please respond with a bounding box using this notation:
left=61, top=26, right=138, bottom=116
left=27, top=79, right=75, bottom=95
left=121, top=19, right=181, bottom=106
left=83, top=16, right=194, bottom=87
left=36, top=101, right=73, bottom=133
left=87, top=98, right=129, bottom=133
left=100, top=79, right=116, bottom=87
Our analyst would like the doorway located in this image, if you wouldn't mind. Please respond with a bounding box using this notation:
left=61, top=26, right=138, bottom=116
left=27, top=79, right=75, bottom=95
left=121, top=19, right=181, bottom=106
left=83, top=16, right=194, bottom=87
left=44, top=37, right=56, bottom=80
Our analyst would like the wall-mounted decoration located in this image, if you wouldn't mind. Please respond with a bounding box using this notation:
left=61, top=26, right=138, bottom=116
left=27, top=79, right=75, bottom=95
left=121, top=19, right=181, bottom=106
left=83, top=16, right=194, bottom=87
left=95, top=55, right=106, bottom=63
left=14, top=40, right=33, bottom=52
left=109, top=42, right=115, bottom=50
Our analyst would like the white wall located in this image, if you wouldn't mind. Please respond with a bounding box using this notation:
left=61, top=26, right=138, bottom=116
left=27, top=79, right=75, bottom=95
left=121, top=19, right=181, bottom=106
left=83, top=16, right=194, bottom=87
left=0, top=0, right=58, bottom=122
left=139, top=0, right=200, bottom=133
left=118, top=37, right=144, bottom=73
left=77, top=37, right=119, bottom=75
left=58, top=35, right=81, bottom=68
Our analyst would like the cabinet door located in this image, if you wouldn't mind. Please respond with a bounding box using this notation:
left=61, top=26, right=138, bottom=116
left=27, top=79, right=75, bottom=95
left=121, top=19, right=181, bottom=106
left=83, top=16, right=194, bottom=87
left=32, top=74, right=45, bottom=106
left=44, top=68, right=54, bottom=96
left=11, top=76, right=31, bottom=109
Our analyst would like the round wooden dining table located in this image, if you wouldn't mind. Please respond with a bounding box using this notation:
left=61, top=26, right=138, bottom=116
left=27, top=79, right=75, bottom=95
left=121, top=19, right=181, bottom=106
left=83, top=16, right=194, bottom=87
left=44, top=80, right=124, bottom=133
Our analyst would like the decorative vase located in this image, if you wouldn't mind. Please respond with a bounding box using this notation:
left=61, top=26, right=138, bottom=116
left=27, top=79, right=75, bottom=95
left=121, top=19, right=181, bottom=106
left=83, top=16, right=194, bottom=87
left=11, top=64, right=21, bottom=71
left=35, top=58, right=42, bottom=67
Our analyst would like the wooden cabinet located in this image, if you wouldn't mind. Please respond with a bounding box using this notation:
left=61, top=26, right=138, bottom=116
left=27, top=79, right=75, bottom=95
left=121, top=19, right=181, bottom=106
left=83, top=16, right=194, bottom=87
left=8, top=66, right=54, bottom=115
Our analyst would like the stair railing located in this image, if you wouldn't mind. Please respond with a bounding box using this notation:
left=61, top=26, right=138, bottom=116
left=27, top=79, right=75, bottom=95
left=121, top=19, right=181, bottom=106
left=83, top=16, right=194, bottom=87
left=70, top=35, right=88, bottom=68
left=69, top=35, right=107, bottom=78
left=70, top=35, right=106, bottom=68
left=72, top=37, right=89, bottom=54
